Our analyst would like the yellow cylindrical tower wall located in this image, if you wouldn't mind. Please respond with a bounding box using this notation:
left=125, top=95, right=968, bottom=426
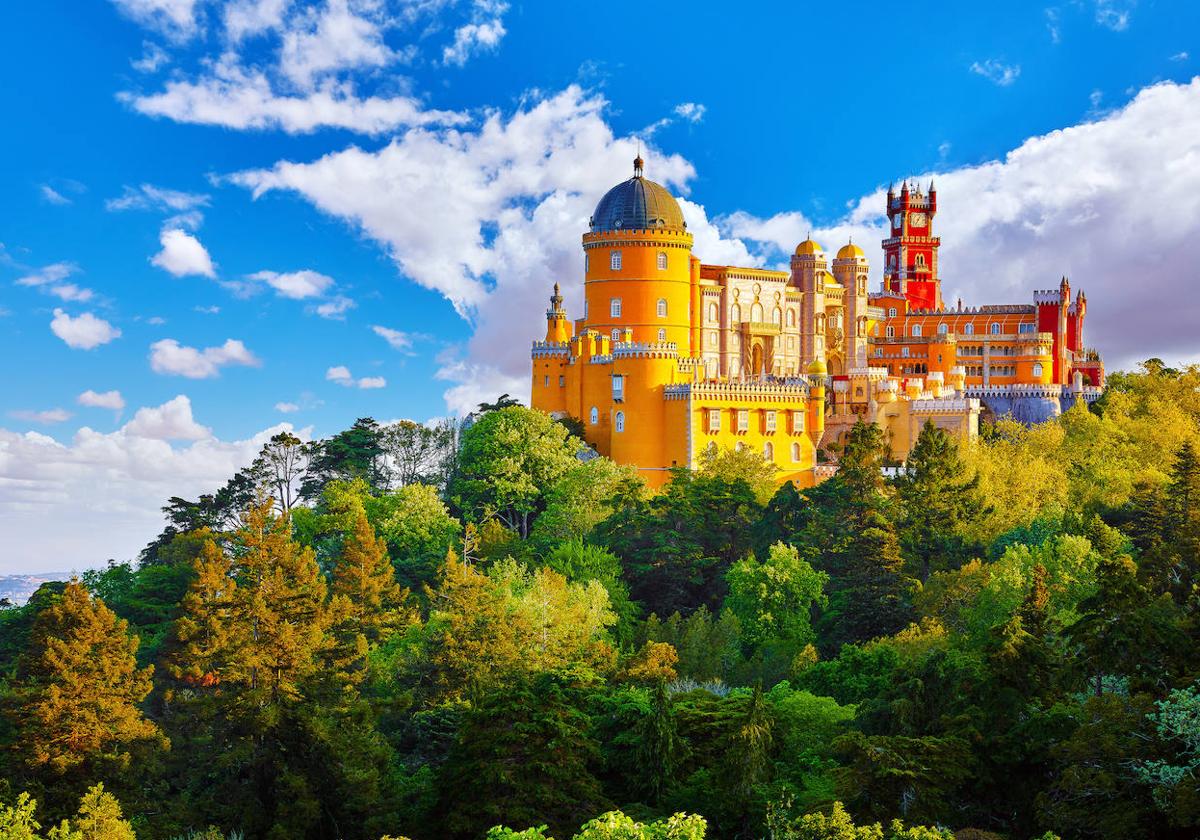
left=689, top=255, right=702, bottom=357
left=531, top=354, right=568, bottom=415
left=583, top=228, right=694, bottom=347
left=609, top=350, right=678, bottom=482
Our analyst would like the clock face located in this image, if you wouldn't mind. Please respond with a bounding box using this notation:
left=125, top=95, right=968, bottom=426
left=910, top=212, right=928, bottom=227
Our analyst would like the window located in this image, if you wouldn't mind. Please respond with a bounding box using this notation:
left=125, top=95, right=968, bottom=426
left=772, top=307, right=782, bottom=325
left=657, top=298, right=668, bottom=317
left=611, top=328, right=621, bottom=343
left=791, top=442, right=801, bottom=462
left=558, top=375, right=564, bottom=386
left=590, top=406, right=599, bottom=425
left=988, top=322, right=1001, bottom=335
left=610, top=251, right=622, bottom=271
left=886, top=326, right=895, bottom=337
left=731, top=304, right=741, bottom=322
left=787, top=336, right=795, bottom=350
left=610, top=298, right=622, bottom=318
left=902, top=346, right=910, bottom=358
left=708, top=409, right=721, bottom=433
left=612, top=375, right=624, bottom=401
left=938, top=323, right=948, bottom=334
left=737, top=409, right=749, bottom=433
left=1032, top=363, right=1043, bottom=377
left=657, top=328, right=667, bottom=342
left=765, top=410, right=777, bottom=432
left=709, top=332, right=717, bottom=347
left=657, top=251, right=668, bottom=270
left=583, top=300, right=588, bottom=319
left=615, top=411, right=625, bottom=432
left=708, top=302, right=718, bottom=322
left=1019, top=322, right=1036, bottom=334
left=916, top=254, right=926, bottom=267
left=787, top=309, right=796, bottom=327
left=888, top=307, right=898, bottom=318
left=763, top=441, right=774, bottom=461
left=912, top=325, right=922, bottom=337
left=964, top=323, right=974, bottom=335
left=584, top=255, right=589, bottom=272
left=543, top=375, right=549, bottom=386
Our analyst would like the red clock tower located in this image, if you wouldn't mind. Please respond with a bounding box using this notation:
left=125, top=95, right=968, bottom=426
left=883, top=180, right=942, bottom=311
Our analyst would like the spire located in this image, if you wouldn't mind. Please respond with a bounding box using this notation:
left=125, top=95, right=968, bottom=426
left=928, top=179, right=935, bottom=193
left=900, top=180, right=909, bottom=195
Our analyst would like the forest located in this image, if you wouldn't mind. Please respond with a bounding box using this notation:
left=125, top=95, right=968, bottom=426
left=2, top=361, right=1200, bottom=840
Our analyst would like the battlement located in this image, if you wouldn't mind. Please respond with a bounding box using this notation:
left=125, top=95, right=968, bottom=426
left=847, top=366, right=890, bottom=380
left=964, top=383, right=1066, bottom=399
left=612, top=341, right=681, bottom=360
left=663, top=379, right=812, bottom=402
left=911, top=397, right=981, bottom=414
left=1033, top=289, right=1064, bottom=305
left=531, top=341, right=570, bottom=359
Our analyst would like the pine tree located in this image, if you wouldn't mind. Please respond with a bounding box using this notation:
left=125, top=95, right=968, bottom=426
left=332, top=506, right=411, bottom=644
left=12, top=580, right=163, bottom=804
left=635, top=680, right=683, bottom=805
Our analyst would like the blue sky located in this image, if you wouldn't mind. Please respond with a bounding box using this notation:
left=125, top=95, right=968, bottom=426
left=1, top=0, right=1199, bottom=573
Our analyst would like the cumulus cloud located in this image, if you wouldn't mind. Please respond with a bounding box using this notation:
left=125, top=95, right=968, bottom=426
left=969, top=59, right=1021, bottom=86
left=123, top=394, right=211, bottom=439
left=77, top=389, right=126, bottom=411
left=151, top=227, right=216, bottom=277
left=1094, top=0, right=1134, bottom=31
left=673, top=102, right=706, bottom=124
left=132, top=40, right=171, bottom=72
left=50, top=309, right=121, bottom=349
left=149, top=338, right=261, bottom=378
left=443, top=1, right=508, bottom=66
left=0, top=399, right=305, bottom=574
left=327, top=365, right=385, bottom=389
left=9, top=408, right=72, bottom=424
left=110, top=0, right=201, bottom=40
left=248, top=268, right=335, bottom=299
left=313, top=295, right=355, bottom=319
left=275, top=401, right=300, bottom=413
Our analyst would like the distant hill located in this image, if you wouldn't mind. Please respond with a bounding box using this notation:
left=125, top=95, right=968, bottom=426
left=0, top=572, right=70, bottom=607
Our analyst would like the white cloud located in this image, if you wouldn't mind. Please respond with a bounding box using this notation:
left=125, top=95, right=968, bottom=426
left=275, top=401, right=300, bottom=413
left=969, top=59, right=1021, bottom=86
left=372, top=324, right=413, bottom=351
left=16, top=262, right=96, bottom=303
left=326, top=365, right=385, bottom=389
left=50, top=309, right=122, bottom=350
left=248, top=268, right=335, bottom=299
left=110, top=0, right=200, bottom=40
left=147, top=315, right=167, bottom=325
left=40, top=185, right=71, bottom=205
left=123, top=394, right=211, bottom=440
left=1045, top=7, right=1061, bottom=43
left=152, top=227, right=216, bottom=277
left=0, top=402, right=306, bottom=574
left=313, top=294, right=355, bottom=319
left=443, top=1, right=508, bottom=66
left=107, top=183, right=209, bottom=212
left=149, top=338, right=261, bottom=378
left=78, top=389, right=126, bottom=411
left=224, top=0, right=290, bottom=42
left=194, top=304, right=221, bottom=314
left=673, top=102, right=706, bottom=124
left=1171, top=51, right=1189, bottom=62
left=9, top=409, right=72, bottom=424
left=131, top=40, right=171, bottom=72
left=279, top=0, right=397, bottom=89
left=1095, top=0, right=1134, bottom=31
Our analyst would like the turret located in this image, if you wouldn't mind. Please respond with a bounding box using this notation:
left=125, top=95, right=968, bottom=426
left=806, top=358, right=827, bottom=445
left=544, top=282, right=571, bottom=343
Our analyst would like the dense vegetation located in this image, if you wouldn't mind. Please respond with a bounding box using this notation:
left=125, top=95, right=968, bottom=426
left=3, top=363, right=1200, bottom=839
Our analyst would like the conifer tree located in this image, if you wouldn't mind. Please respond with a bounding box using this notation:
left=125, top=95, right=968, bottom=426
left=12, top=580, right=163, bottom=805
left=333, top=506, right=411, bottom=644
left=635, top=680, right=683, bottom=805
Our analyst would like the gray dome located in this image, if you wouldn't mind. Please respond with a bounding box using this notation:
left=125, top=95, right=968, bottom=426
left=589, top=157, right=686, bottom=233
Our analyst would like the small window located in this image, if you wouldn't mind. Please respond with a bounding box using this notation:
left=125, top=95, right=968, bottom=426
left=888, top=307, right=897, bottom=318
left=657, top=328, right=667, bottom=342
left=886, top=326, right=895, bottom=337
left=709, top=332, right=717, bottom=348
left=708, top=409, right=721, bottom=433
left=590, top=406, right=599, bottom=424
left=708, top=302, right=718, bottom=322
left=763, top=441, right=774, bottom=461
left=765, top=410, right=777, bottom=432
left=1032, top=363, right=1043, bottom=377
left=772, top=307, right=782, bottom=324
left=737, top=409, right=749, bottom=433
left=787, top=309, right=796, bottom=327
left=657, top=298, right=668, bottom=317
left=611, top=328, right=621, bottom=343
left=912, top=325, right=922, bottom=337
left=615, top=411, right=625, bottom=432
left=964, top=323, right=974, bottom=335
left=612, top=375, right=624, bottom=401
left=543, top=375, right=549, bottom=386
left=916, top=254, right=926, bottom=267
left=558, top=375, right=564, bottom=386
left=657, top=252, right=668, bottom=270
left=583, top=300, right=588, bottom=319
left=791, top=442, right=801, bottom=462
left=1019, top=322, right=1036, bottom=334
left=990, top=322, right=1001, bottom=335
left=610, top=251, right=622, bottom=271
left=610, top=298, right=622, bottom=318
left=902, top=347, right=910, bottom=358
left=792, top=411, right=805, bottom=433
left=938, top=323, right=948, bottom=334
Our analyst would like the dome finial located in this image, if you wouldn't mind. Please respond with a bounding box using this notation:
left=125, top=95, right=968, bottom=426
left=633, top=142, right=644, bottom=178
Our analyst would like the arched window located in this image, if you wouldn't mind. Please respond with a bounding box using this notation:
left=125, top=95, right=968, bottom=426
left=610, top=298, right=622, bottom=318
left=610, top=328, right=622, bottom=343
left=709, top=332, right=717, bottom=347
left=610, top=251, right=622, bottom=271
left=589, top=406, right=598, bottom=425
left=912, top=325, right=922, bottom=337
left=731, top=304, right=741, bottom=322
left=916, top=254, right=926, bottom=267
left=938, top=323, right=948, bottom=334
left=886, top=326, right=895, bottom=337
left=657, top=328, right=667, bottom=342
left=772, top=307, right=782, bottom=324
left=888, top=307, right=898, bottom=318
left=657, top=298, right=668, bottom=317
left=1032, top=363, right=1043, bottom=378
left=964, top=323, right=974, bottom=335
left=763, top=441, right=774, bottom=461
left=656, top=252, right=668, bottom=270
left=614, top=411, right=625, bottom=432
left=786, top=309, right=796, bottom=327
left=990, top=322, right=1001, bottom=335
left=791, top=442, right=801, bottom=462
left=751, top=302, right=764, bottom=322
left=708, top=302, right=718, bottom=322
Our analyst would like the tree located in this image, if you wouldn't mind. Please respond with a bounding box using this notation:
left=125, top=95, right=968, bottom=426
left=10, top=580, right=163, bottom=804
left=381, top=419, right=456, bottom=488
left=0, top=784, right=135, bottom=840
left=697, top=444, right=779, bottom=505
left=726, top=542, right=828, bottom=650
left=451, top=406, right=582, bottom=537
left=251, top=431, right=307, bottom=514
left=333, top=507, right=412, bottom=645
left=765, top=801, right=952, bottom=840
left=302, top=418, right=387, bottom=500
left=528, top=458, right=644, bottom=553
left=635, top=680, right=684, bottom=804
left=374, top=483, right=462, bottom=590
left=894, top=421, right=985, bottom=582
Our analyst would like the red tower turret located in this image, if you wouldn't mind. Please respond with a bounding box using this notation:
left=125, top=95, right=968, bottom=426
left=883, top=180, right=942, bottom=311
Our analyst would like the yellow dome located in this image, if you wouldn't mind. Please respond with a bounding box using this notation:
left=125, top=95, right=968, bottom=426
left=837, top=242, right=864, bottom=260
left=794, top=238, right=823, bottom=256
left=807, top=358, right=828, bottom=375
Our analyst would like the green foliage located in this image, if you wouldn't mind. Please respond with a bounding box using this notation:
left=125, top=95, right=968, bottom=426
left=726, top=542, right=827, bottom=651
left=765, top=801, right=952, bottom=840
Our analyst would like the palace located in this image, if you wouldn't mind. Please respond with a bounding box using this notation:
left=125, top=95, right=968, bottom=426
left=530, top=157, right=1104, bottom=488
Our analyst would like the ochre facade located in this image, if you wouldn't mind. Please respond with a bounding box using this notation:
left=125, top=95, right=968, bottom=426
left=531, top=160, right=1104, bottom=487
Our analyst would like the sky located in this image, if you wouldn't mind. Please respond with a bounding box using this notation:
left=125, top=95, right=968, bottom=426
left=1, top=0, right=1199, bottom=574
